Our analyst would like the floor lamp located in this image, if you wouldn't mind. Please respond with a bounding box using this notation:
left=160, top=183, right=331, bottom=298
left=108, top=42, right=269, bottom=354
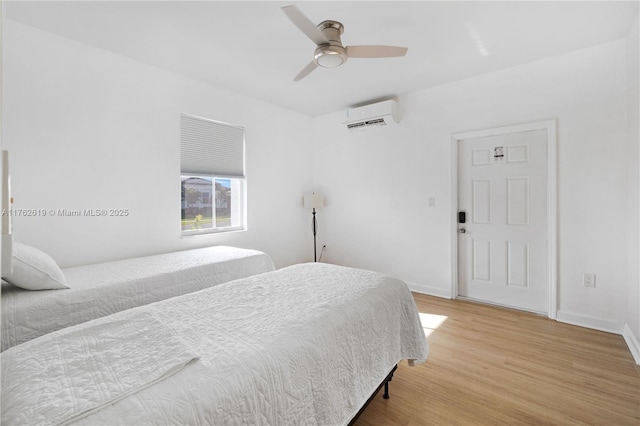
left=303, top=192, right=324, bottom=262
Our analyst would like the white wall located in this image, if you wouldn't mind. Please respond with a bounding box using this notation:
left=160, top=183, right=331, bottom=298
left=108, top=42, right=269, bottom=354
left=624, top=12, right=640, bottom=362
left=3, top=10, right=638, bottom=359
left=2, top=20, right=315, bottom=268
left=313, top=39, right=632, bottom=333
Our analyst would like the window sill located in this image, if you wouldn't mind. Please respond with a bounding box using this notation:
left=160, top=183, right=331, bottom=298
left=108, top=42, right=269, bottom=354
left=180, top=226, right=246, bottom=238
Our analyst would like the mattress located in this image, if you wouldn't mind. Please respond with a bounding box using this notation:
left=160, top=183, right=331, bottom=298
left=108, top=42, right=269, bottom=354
left=1, top=262, right=429, bottom=426
left=1, top=246, right=275, bottom=351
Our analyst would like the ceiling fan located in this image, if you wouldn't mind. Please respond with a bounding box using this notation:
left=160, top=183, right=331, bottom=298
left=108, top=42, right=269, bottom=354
left=281, top=5, right=408, bottom=81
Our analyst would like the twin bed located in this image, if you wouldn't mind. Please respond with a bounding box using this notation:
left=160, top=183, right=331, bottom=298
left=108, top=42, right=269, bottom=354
left=1, top=245, right=275, bottom=351
left=0, top=245, right=428, bottom=425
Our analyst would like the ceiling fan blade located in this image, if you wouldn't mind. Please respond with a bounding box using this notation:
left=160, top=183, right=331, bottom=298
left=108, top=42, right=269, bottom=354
left=293, top=61, right=318, bottom=81
left=281, top=5, right=328, bottom=46
left=346, top=45, right=408, bottom=58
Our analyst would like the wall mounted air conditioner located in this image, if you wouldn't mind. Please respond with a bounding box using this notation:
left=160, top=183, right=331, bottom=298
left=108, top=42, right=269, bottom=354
left=345, top=99, right=399, bottom=130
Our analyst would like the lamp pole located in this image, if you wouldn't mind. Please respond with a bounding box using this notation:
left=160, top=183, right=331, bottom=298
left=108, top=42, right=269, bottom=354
left=303, top=192, right=324, bottom=263
left=312, top=207, right=318, bottom=262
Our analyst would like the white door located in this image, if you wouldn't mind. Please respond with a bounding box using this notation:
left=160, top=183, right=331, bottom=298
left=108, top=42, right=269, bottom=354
left=457, top=129, right=548, bottom=313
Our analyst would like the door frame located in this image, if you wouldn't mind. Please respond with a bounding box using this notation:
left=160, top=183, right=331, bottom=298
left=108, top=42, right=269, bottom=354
left=450, top=120, right=557, bottom=319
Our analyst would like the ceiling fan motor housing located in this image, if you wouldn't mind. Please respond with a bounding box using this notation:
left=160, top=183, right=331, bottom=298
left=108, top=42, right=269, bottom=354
left=314, top=20, right=347, bottom=68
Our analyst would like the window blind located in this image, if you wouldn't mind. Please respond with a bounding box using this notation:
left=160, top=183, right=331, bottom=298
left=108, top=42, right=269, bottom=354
left=180, top=114, right=245, bottom=178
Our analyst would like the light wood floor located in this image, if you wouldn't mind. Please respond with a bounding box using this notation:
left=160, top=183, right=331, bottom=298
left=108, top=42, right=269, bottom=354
left=355, top=293, right=640, bottom=426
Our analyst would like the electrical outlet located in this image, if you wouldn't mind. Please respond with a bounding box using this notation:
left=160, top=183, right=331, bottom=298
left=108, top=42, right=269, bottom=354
left=583, top=273, right=596, bottom=288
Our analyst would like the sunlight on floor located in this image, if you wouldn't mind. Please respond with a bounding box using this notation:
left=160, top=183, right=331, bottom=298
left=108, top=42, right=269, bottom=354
left=419, top=312, right=448, bottom=337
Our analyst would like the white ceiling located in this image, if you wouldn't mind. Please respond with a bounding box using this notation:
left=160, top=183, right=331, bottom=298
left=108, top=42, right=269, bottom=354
left=5, top=1, right=639, bottom=117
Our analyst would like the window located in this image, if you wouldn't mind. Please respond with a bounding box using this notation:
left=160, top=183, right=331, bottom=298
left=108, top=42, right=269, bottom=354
left=180, top=114, right=245, bottom=235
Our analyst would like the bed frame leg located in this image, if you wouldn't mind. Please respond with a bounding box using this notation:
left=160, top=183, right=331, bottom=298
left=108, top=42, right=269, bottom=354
left=346, top=364, right=399, bottom=425
left=382, top=365, right=397, bottom=399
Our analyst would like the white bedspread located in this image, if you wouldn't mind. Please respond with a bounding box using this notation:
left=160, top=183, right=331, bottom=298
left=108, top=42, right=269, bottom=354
left=1, top=263, right=428, bottom=426
left=2, top=312, right=199, bottom=426
left=1, top=246, right=275, bottom=350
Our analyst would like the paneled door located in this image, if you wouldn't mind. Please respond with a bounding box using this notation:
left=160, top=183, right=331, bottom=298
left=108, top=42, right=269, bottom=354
left=457, top=129, right=548, bottom=313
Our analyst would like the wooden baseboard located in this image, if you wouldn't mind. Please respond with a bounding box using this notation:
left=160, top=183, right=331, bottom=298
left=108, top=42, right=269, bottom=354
left=556, top=310, right=640, bottom=365
left=405, top=281, right=452, bottom=299
left=556, top=309, right=623, bottom=334
left=623, top=323, right=640, bottom=365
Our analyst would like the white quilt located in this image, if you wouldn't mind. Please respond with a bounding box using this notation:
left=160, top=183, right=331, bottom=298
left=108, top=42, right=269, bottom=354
left=2, top=312, right=199, bottom=426
left=1, top=263, right=428, bottom=426
left=1, top=246, right=275, bottom=350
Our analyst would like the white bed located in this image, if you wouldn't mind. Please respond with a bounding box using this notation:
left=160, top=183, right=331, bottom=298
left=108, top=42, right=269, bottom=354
left=1, top=262, right=428, bottom=426
left=1, top=245, right=275, bottom=351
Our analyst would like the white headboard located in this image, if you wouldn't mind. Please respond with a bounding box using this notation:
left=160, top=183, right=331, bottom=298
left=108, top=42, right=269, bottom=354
left=2, top=150, right=13, bottom=276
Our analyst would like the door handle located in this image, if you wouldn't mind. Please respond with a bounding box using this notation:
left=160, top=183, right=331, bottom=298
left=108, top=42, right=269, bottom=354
left=458, top=228, right=466, bottom=234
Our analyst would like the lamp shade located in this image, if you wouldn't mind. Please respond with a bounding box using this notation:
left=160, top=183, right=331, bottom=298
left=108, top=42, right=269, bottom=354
left=303, top=193, right=324, bottom=209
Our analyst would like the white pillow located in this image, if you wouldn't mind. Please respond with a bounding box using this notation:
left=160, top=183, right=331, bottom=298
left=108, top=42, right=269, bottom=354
left=2, top=242, right=69, bottom=290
